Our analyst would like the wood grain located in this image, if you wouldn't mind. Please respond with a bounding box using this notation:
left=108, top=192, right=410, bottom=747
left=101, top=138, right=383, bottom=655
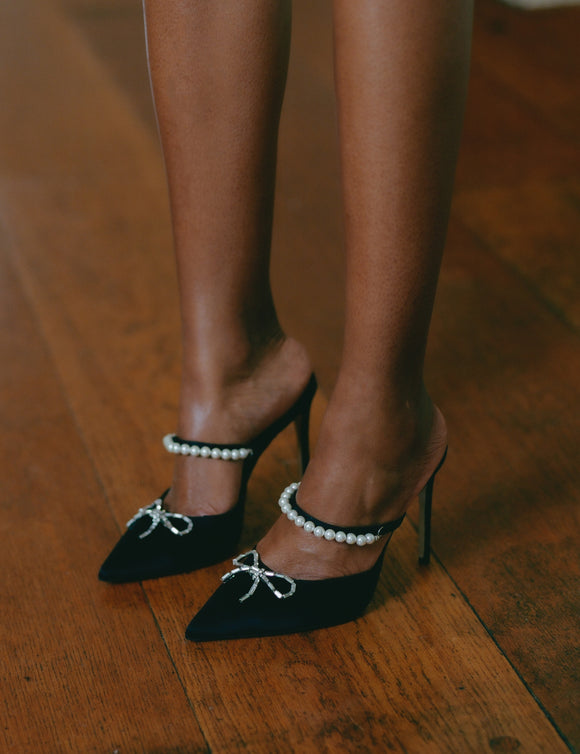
left=424, top=219, right=580, bottom=750
left=1, top=0, right=577, bottom=751
left=471, top=1, right=580, bottom=141
left=453, top=178, right=580, bottom=329
left=0, top=233, right=208, bottom=752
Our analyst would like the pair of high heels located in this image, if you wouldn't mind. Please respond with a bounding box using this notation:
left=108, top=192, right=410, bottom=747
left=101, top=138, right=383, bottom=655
left=99, top=376, right=447, bottom=641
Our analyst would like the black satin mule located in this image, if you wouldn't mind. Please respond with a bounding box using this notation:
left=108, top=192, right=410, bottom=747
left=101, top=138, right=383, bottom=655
left=185, top=449, right=447, bottom=641
left=98, top=375, right=317, bottom=583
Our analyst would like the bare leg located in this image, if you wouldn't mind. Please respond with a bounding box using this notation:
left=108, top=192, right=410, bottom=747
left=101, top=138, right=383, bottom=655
left=258, top=0, right=473, bottom=577
left=143, top=0, right=312, bottom=515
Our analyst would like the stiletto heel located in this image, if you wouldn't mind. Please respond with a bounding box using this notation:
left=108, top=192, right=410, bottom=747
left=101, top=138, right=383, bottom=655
left=418, top=478, right=433, bottom=565
left=99, top=374, right=317, bottom=583
left=418, top=446, right=446, bottom=566
left=293, top=404, right=312, bottom=475
left=186, top=447, right=448, bottom=641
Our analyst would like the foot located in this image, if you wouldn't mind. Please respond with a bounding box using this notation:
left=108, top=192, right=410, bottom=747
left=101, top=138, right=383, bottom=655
left=256, top=379, right=448, bottom=580
left=165, top=336, right=313, bottom=517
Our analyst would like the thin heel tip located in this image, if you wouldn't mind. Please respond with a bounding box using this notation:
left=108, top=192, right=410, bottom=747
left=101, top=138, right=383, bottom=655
left=418, top=554, right=430, bottom=566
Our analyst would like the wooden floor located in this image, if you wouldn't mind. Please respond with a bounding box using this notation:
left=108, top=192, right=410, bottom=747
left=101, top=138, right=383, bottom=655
left=1, top=0, right=578, bottom=751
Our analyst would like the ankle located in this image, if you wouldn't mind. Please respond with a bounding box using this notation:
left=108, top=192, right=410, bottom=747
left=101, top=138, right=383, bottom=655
left=180, top=321, right=286, bottom=399
left=325, top=375, right=437, bottom=452
left=176, top=335, right=313, bottom=441
left=167, top=336, right=312, bottom=517
left=295, top=381, right=446, bottom=524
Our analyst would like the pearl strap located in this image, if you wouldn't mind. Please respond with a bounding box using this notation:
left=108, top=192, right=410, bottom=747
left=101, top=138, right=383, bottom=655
left=163, top=433, right=253, bottom=461
left=278, top=483, right=405, bottom=546
left=222, top=550, right=297, bottom=602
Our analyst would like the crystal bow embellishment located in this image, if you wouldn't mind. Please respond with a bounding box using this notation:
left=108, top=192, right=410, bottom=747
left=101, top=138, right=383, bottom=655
left=221, top=550, right=296, bottom=603
left=126, top=499, right=194, bottom=539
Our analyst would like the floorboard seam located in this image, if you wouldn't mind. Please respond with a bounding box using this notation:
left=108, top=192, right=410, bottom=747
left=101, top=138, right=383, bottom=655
left=453, top=213, right=580, bottom=337
left=0, top=218, right=213, bottom=751
left=0, top=217, right=122, bottom=530
left=471, top=56, right=579, bottom=145
left=423, top=539, right=576, bottom=753
left=140, top=586, right=213, bottom=754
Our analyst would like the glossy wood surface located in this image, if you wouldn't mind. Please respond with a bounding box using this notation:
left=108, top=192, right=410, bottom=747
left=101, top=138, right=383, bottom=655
left=1, top=0, right=577, bottom=751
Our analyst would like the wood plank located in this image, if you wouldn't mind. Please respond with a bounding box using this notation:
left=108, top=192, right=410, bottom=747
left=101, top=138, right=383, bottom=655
left=456, top=61, right=580, bottom=191
left=1, top=0, right=575, bottom=751
left=424, top=218, right=580, bottom=751
left=454, top=0, right=580, bottom=331
left=455, top=3, right=580, bottom=192
left=453, top=178, right=580, bottom=329
left=0, top=234, right=208, bottom=751
left=472, top=1, right=580, bottom=141
left=445, top=12, right=580, bottom=745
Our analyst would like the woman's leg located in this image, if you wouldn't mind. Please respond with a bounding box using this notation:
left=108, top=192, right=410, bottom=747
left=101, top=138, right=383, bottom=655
left=259, top=0, right=473, bottom=577
left=143, top=0, right=312, bottom=515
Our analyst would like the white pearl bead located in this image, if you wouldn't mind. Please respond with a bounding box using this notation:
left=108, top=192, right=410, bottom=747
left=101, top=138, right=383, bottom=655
left=294, top=516, right=305, bottom=527
left=280, top=503, right=292, bottom=513
left=287, top=509, right=298, bottom=521
left=211, top=448, right=221, bottom=459
left=180, top=444, right=190, bottom=455
left=303, top=521, right=315, bottom=533
left=335, top=531, right=347, bottom=543
left=231, top=449, right=240, bottom=460
left=200, top=446, right=211, bottom=458
left=324, top=529, right=336, bottom=541
left=163, top=434, right=173, bottom=450
left=346, top=533, right=357, bottom=545
left=221, top=449, right=232, bottom=460
left=365, top=533, right=376, bottom=544
left=313, top=526, right=325, bottom=538
left=238, top=448, right=249, bottom=458
left=290, top=482, right=299, bottom=491
left=190, top=445, right=200, bottom=456
left=356, top=535, right=367, bottom=546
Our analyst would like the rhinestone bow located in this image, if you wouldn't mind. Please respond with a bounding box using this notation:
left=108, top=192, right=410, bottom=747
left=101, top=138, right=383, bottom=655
left=126, top=499, right=194, bottom=539
left=221, top=550, right=296, bottom=603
